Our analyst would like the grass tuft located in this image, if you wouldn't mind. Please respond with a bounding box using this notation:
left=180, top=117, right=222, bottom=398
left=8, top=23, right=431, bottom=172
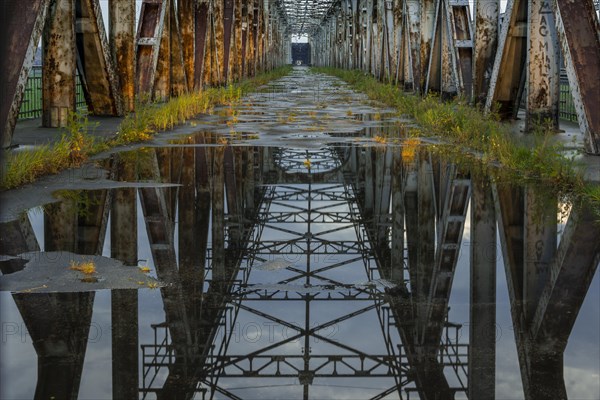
left=1, top=66, right=292, bottom=190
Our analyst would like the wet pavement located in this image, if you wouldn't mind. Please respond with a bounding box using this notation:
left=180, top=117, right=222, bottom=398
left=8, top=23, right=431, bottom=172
left=1, top=67, right=599, bottom=399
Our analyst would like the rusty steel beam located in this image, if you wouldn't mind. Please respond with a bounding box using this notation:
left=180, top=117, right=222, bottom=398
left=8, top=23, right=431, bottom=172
left=449, top=2, right=474, bottom=96
left=223, top=0, right=235, bottom=82
left=231, top=0, right=244, bottom=80
left=194, top=1, right=209, bottom=88
left=43, top=0, right=76, bottom=128
left=153, top=0, right=172, bottom=101
left=405, top=0, right=420, bottom=91
left=241, top=1, right=249, bottom=77
left=76, top=0, right=123, bottom=116
left=178, top=0, right=195, bottom=91
left=485, top=0, right=528, bottom=118
left=526, top=0, right=560, bottom=130
left=109, top=0, right=136, bottom=112
left=420, top=0, right=435, bottom=91
left=169, top=0, right=188, bottom=96
left=135, top=0, right=167, bottom=98
left=0, top=0, right=50, bottom=148
left=473, top=0, right=499, bottom=104
left=555, top=0, right=600, bottom=154
left=214, top=0, right=225, bottom=84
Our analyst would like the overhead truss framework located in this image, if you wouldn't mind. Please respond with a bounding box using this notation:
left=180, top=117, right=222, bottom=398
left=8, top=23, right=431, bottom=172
left=277, top=0, right=340, bottom=36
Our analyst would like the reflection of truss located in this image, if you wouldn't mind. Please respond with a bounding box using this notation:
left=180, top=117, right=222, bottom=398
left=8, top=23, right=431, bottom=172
left=140, top=148, right=468, bottom=399
left=274, top=148, right=344, bottom=174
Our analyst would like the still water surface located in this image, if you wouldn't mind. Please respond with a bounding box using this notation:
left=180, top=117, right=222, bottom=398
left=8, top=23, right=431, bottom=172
left=1, top=68, right=598, bottom=399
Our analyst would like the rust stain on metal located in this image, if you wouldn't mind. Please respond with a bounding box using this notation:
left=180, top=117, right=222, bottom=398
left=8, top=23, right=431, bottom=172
left=43, top=0, right=76, bottom=128
left=178, top=0, right=195, bottom=91
left=110, top=0, right=136, bottom=112
left=77, top=0, right=123, bottom=116
left=1, top=0, right=49, bottom=147
left=556, top=0, right=600, bottom=153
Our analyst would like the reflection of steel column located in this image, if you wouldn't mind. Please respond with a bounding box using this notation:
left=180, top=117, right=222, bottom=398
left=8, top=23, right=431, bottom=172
left=111, top=290, right=138, bottom=399
left=416, top=155, right=435, bottom=306
left=390, top=154, right=404, bottom=282
left=212, top=146, right=226, bottom=281
left=111, top=156, right=139, bottom=399
left=523, top=187, right=556, bottom=322
left=42, top=0, right=76, bottom=127
left=14, top=292, right=95, bottom=399
left=44, top=199, right=77, bottom=253
left=526, top=0, right=560, bottom=130
left=111, top=161, right=137, bottom=264
left=469, top=174, right=496, bottom=400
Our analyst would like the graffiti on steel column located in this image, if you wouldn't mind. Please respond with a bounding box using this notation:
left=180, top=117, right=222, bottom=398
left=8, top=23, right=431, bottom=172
left=528, top=0, right=558, bottom=111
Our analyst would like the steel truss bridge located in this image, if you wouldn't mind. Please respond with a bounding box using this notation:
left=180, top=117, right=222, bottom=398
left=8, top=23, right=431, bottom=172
left=1, top=0, right=599, bottom=153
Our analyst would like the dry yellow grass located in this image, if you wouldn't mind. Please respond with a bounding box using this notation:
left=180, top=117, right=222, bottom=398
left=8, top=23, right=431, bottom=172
left=69, top=260, right=96, bottom=275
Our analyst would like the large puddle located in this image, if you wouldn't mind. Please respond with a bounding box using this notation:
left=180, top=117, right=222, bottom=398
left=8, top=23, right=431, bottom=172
left=1, top=67, right=599, bottom=399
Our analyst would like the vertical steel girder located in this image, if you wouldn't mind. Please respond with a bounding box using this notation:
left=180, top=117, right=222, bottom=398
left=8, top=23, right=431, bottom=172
left=76, top=0, right=123, bottom=116
left=526, top=0, right=560, bottom=129
left=0, top=0, right=50, bottom=148
left=135, top=0, right=168, bottom=97
left=485, top=0, right=528, bottom=117
left=110, top=0, right=136, bottom=112
left=194, top=1, right=209, bottom=89
left=555, top=0, right=600, bottom=153
left=43, top=0, right=76, bottom=128
left=473, top=0, right=499, bottom=104
left=178, top=0, right=195, bottom=90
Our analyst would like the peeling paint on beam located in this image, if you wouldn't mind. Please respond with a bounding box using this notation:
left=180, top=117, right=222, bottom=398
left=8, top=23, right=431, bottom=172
left=109, top=0, right=136, bottom=112
left=0, top=0, right=50, bottom=148
left=473, top=0, right=499, bottom=104
left=43, top=0, right=77, bottom=128
left=526, top=0, right=560, bottom=130
left=76, top=0, right=123, bottom=116
left=555, top=0, right=600, bottom=154
left=135, top=0, right=168, bottom=98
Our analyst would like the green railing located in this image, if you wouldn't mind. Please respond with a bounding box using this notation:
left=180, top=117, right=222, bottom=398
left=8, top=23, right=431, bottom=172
left=18, top=66, right=87, bottom=120
left=559, top=73, right=578, bottom=123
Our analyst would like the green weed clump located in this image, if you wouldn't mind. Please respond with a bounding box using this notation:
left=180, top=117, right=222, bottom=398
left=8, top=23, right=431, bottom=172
left=1, top=111, right=101, bottom=189
left=310, top=67, right=581, bottom=186
left=0, top=66, right=292, bottom=190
